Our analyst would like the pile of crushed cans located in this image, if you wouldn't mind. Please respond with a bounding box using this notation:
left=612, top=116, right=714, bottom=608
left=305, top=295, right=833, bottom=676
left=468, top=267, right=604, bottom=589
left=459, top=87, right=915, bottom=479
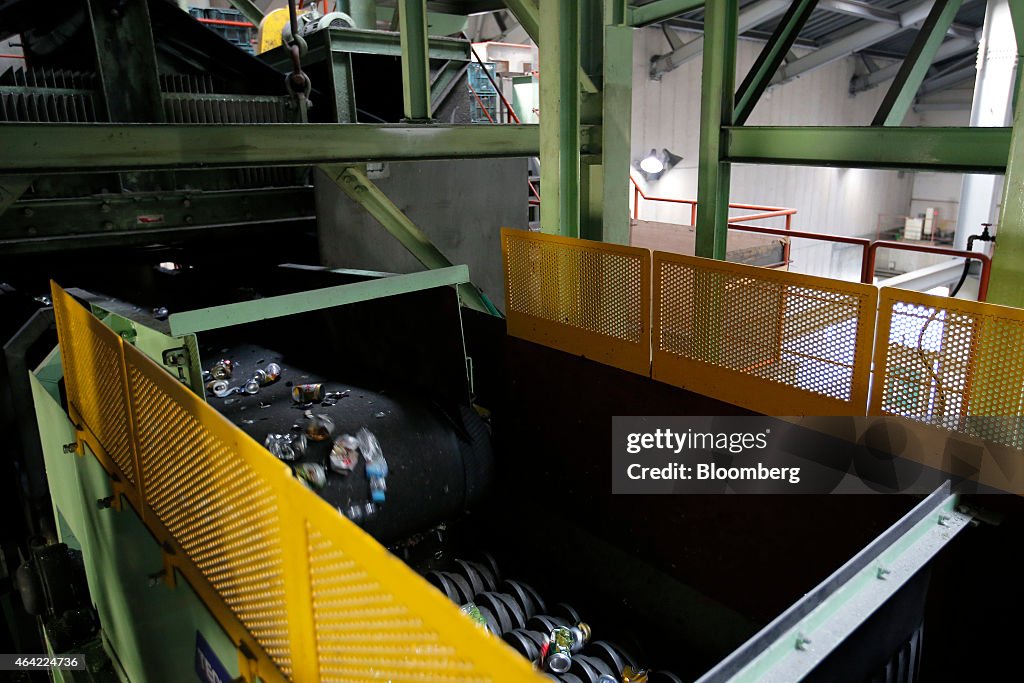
left=203, top=359, right=281, bottom=397
left=204, top=359, right=391, bottom=526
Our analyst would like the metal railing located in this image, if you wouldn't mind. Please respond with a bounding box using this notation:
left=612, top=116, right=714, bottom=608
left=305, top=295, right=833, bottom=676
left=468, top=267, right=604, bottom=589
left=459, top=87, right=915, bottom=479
left=628, top=177, right=993, bottom=301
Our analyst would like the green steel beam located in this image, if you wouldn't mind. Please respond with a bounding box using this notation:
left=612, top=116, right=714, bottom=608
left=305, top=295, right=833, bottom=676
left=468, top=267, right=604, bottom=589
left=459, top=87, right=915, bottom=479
left=540, top=0, right=581, bottom=236
left=320, top=164, right=491, bottom=313
left=989, top=19, right=1024, bottom=308
left=695, top=0, right=738, bottom=259
left=169, top=265, right=473, bottom=335
left=430, top=60, right=469, bottom=112
left=1, top=187, right=314, bottom=250
left=602, top=22, right=634, bottom=244
left=332, top=29, right=469, bottom=60
left=628, top=0, right=704, bottom=28
left=734, top=0, right=818, bottom=126
left=872, top=0, right=965, bottom=127
left=0, top=176, right=32, bottom=218
left=399, top=0, right=433, bottom=121
left=725, top=126, right=1011, bottom=172
left=327, top=48, right=358, bottom=123
left=503, top=0, right=598, bottom=94
left=0, top=124, right=541, bottom=174
left=227, top=0, right=264, bottom=26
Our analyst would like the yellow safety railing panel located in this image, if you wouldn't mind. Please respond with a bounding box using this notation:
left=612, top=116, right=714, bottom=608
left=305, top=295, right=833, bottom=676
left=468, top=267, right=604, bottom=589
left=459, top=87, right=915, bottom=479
left=501, top=228, right=651, bottom=376
left=871, top=287, right=1024, bottom=449
left=50, top=282, right=546, bottom=683
left=651, top=252, right=877, bottom=416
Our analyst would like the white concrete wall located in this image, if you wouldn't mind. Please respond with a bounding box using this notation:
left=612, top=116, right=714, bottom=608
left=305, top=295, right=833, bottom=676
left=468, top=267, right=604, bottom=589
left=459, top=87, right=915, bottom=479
left=631, top=29, right=916, bottom=279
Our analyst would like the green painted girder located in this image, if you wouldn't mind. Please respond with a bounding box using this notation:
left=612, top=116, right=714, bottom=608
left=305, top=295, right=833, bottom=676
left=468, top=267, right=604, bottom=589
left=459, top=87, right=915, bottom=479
left=989, top=2, right=1024, bottom=308
left=733, top=0, right=818, bottom=126
left=320, top=164, right=492, bottom=313
left=169, top=265, right=474, bottom=335
left=431, top=60, right=469, bottom=111
left=399, top=0, right=433, bottom=121
left=0, top=123, right=541, bottom=174
left=872, top=0, right=965, bottom=127
left=502, top=0, right=599, bottom=94
left=1, top=187, right=315, bottom=252
left=227, top=0, right=264, bottom=26
left=725, top=126, right=1012, bottom=173
left=601, top=23, right=634, bottom=245
left=628, top=0, right=704, bottom=28
left=539, top=0, right=581, bottom=236
left=695, top=0, right=737, bottom=260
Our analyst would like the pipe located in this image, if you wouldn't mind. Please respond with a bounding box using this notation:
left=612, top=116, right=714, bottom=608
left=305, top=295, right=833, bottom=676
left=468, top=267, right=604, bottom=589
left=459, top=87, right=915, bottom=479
left=865, top=240, right=991, bottom=301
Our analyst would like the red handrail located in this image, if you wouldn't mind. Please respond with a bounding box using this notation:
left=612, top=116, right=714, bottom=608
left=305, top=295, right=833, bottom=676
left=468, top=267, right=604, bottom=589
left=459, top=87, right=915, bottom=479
left=629, top=176, right=993, bottom=301
left=197, top=18, right=255, bottom=28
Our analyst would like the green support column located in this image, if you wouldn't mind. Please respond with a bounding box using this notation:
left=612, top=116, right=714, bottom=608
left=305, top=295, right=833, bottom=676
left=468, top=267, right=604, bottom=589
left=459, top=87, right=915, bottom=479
left=601, top=8, right=634, bottom=245
left=227, top=0, right=263, bottom=26
left=872, top=0, right=964, bottom=127
left=319, top=164, right=495, bottom=314
left=987, top=3, right=1024, bottom=307
left=734, top=0, right=818, bottom=126
left=398, top=0, right=432, bottom=121
left=539, top=0, right=581, bottom=236
left=695, top=0, right=738, bottom=259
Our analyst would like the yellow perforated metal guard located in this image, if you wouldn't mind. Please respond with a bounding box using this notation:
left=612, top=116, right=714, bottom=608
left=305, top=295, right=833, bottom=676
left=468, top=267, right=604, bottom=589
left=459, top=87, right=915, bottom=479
left=501, top=228, right=651, bottom=375
left=652, top=252, right=877, bottom=416
left=871, top=287, right=1024, bottom=448
left=51, top=282, right=545, bottom=683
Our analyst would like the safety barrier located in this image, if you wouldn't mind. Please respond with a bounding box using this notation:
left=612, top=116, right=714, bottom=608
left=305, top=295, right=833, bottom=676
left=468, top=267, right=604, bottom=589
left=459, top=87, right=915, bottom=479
left=502, top=231, right=1024, bottom=439
left=502, top=229, right=651, bottom=376
left=871, top=287, right=1024, bottom=449
left=51, top=282, right=544, bottom=683
left=652, top=251, right=877, bottom=416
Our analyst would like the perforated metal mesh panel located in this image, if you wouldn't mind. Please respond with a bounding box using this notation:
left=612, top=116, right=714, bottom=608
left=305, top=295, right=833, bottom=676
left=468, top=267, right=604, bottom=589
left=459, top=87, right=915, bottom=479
left=127, top=359, right=292, bottom=676
left=308, top=523, right=490, bottom=682
left=871, top=288, right=1024, bottom=447
left=652, top=252, right=876, bottom=415
left=51, top=282, right=545, bottom=683
left=52, top=288, right=135, bottom=484
left=502, top=228, right=650, bottom=375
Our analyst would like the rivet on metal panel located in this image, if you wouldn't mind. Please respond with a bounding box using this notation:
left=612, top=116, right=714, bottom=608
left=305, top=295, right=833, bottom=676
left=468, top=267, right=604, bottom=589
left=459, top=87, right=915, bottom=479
left=795, top=635, right=811, bottom=651
left=876, top=567, right=891, bottom=580
left=96, top=495, right=115, bottom=510
left=62, top=442, right=78, bottom=454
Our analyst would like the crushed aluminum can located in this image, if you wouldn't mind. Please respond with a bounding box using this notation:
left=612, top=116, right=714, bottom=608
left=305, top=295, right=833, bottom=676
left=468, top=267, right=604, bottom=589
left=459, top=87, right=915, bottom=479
left=596, top=676, right=618, bottom=683
left=304, top=412, right=335, bottom=441
left=329, top=434, right=359, bottom=474
left=295, top=462, right=327, bottom=489
left=621, top=666, right=650, bottom=683
left=291, top=383, right=324, bottom=403
left=543, top=623, right=591, bottom=673
left=243, top=378, right=260, bottom=394
left=264, top=433, right=307, bottom=461
left=357, top=427, right=387, bottom=478
left=210, top=359, right=233, bottom=380
left=205, top=379, right=231, bottom=398
left=263, top=362, right=282, bottom=383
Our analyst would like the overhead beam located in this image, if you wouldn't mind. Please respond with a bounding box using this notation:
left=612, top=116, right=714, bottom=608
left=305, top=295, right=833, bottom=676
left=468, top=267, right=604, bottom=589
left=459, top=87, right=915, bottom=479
left=873, top=0, right=965, bottom=126
left=734, top=0, right=820, bottom=125
left=650, top=0, right=788, bottom=79
left=629, top=0, right=704, bottom=28
left=772, top=0, right=942, bottom=86
left=0, top=124, right=542, bottom=174
left=820, top=0, right=976, bottom=39
left=724, top=126, right=1010, bottom=172
left=917, top=64, right=976, bottom=96
left=849, top=36, right=978, bottom=92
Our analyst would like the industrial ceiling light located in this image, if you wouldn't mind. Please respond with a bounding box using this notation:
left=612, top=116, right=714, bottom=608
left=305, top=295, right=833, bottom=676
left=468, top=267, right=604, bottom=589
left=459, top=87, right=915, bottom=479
left=639, top=149, right=664, bottom=174
left=635, top=148, right=683, bottom=181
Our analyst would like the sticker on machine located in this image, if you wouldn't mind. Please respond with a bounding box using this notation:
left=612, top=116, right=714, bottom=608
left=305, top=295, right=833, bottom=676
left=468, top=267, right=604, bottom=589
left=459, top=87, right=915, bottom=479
left=195, top=631, right=231, bottom=683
